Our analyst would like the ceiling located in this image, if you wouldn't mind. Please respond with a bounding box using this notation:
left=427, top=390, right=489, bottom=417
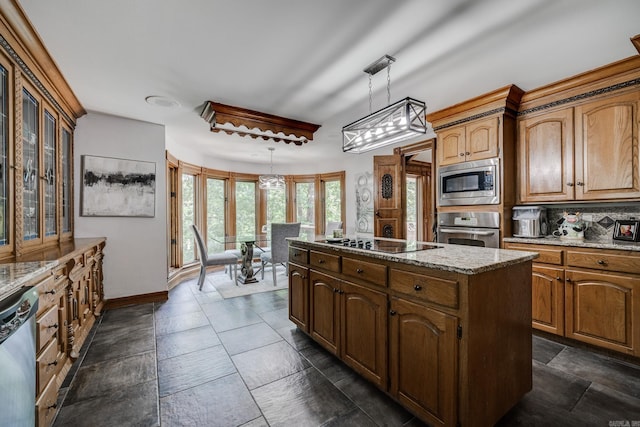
left=18, top=0, right=640, bottom=170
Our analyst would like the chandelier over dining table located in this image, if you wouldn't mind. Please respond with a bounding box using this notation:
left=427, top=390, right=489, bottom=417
left=342, top=55, right=428, bottom=153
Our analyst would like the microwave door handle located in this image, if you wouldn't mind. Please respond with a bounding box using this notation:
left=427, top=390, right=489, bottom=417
left=439, top=228, right=496, bottom=236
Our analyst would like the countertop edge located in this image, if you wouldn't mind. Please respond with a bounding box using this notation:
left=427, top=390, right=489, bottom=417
left=503, top=236, right=640, bottom=252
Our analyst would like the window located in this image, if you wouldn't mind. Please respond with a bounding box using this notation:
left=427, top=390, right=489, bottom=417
left=406, top=175, right=418, bottom=241
left=182, top=173, right=196, bottom=263
left=295, top=181, right=315, bottom=241
left=323, top=178, right=342, bottom=230
left=265, top=187, right=285, bottom=232
left=206, top=177, right=226, bottom=254
left=235, top=181, right=256, bottom=239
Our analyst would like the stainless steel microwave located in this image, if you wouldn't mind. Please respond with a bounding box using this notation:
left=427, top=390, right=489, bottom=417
left=438, top=158, right=500, bottom=206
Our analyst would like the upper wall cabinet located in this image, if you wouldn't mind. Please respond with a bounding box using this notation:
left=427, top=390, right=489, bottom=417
left=437, top=116, right=500, bottom=166
left=0, top=1, right=85, bottom=259
left=518, top=56, right=640, bottom=203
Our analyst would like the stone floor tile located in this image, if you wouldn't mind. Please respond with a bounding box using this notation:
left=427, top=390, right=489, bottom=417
left=81, top=325, right=155, bottom=366
left=239, top=416, right=270, bottom=427
left=571, top=382, right=640, bottom=423
left=251, top=367, right=355, bottom=426
left=232, top=340, right=310, bottom=389
left=64, top=351, right=157, bottom=405
left=158, top=344, right=235, bottom=397
left=202, top=302, right=264, bottom=332
left=156, top=325, right=221, bottom=360
left=100, top=303, right=154, bottom=324
left=276, top=324, right=315, bottom=351
left=218, top=322, right=282, bottom=355
left=532, top=334, right=566, bottom=364
left=258, top=307, right=293, bottom=329
left=299, top=342, right=355, bottom=384
left=54, top=379, right=158, bottom=427
left=154, top=298, right=203, bottom=319
left=320, top=406, right=378, bottom=426
left=155, top=310, right=210, bottom=336
left=160, top=373, right=260, bottom=427
left=527, top=360, right=591, bottom=411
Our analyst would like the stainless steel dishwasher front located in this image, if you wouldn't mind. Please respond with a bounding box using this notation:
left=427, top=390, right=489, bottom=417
left=0, top=286, right=39, bottom=427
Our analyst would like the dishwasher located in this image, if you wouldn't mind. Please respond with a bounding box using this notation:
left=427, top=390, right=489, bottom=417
left=0, top=286, right=39, bottom=427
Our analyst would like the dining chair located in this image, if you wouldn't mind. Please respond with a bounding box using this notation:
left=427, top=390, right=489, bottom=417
left=191, top=224, right=239, bottom=290
left=260, top=222, right=301, bottom=286
left=223, top=248, right=242, bottom=279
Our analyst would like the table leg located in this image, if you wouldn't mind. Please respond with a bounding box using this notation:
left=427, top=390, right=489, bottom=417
left=239, top=241, right=259, bottom=284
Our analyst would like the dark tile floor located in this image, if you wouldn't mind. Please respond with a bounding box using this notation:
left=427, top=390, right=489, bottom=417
left=52, top=272, right=640, bottom=426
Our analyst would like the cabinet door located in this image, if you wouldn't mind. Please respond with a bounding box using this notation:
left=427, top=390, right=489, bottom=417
left=42, top=109, right=57, bottom=240
left=518, top=109, right=574, bottom=202
left=575, top=91, right=640, bottom=200
left=565, top=269, right=640, bottom=355
left=288, top=263, right=309, bottom=332
left=22, top=86, right=41, bottom=244
left=0, top=59, right=10, bottom=255
left=389, top=297, right=457, bottom=427
left=532, top=265, right=564, bottom=335
left=340, top=280, right=387, bottom=389
left=465, top=116, right=499, bottom=162
left=437, top=126, right=465, bottom=166
left=309, top=270, right=340, bottom=355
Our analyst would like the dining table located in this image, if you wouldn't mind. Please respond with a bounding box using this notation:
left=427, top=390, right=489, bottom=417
left=215, top=234, right=269, bottom=284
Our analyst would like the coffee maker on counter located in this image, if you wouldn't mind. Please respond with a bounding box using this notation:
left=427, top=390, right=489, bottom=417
left=512, top=206, right=548, bottom=238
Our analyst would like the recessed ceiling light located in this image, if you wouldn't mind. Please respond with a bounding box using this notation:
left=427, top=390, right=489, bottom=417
left=145, top=95, right=180, bottom=108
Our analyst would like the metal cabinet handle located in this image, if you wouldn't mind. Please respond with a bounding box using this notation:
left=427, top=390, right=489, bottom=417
left=318, top=259, right=325, bottom=264
left=556, top=277, right=561, bottom=281
left=465, top=152, right=470, bottom=156
left=414, top=284, right=422, bottom=291
left=576, top=182, right=584, bottom=186
left=389, top=310, right=397, bottom=315
left=47, top=360, right=58, bottom=366
left=459, top=153, right=465, bottom=157
left=356, top=268, right=364, bottom=274
left=333, top=288, right=339, bottom=293
left=439, top=228, right=496, bottom=236
left=47, top=323, right=58, bottom=330
left=597, top=259, right=607, bottom=266
left=338, top=290, right=344, bottom=294
left=44, top=289, right=56, bottom=295
left=567, top=182, right=574, bottom=187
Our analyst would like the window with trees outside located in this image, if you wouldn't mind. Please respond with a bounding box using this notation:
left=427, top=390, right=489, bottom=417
left=295, top=180, right=315, bottom=241
left=182, top=173, right=196, bottom=263
left=206, top=177, right=225, bottom=254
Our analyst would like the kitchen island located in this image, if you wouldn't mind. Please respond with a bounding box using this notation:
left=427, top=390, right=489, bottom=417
left=287, top=237, right=538, bottom=427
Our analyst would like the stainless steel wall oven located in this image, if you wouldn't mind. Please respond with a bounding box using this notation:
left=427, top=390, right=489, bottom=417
left=437, top=211, right=500, bottom=248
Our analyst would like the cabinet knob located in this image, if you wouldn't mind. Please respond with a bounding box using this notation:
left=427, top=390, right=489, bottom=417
left=47, top=360, right=58, bottom=366
left=414, top=284, right=422, bottom=291
left=301, top=275, right=306, bottom=279
left=597, top=259, right=607, bottom=266
left=459, top=153, right=465, bottom=157
left=47, top=403, right=57, bottom=410
left=556, top=277, right=561, bottom=281
left=576, top=181, right=584, bottom=186
left=333, top=288, right=339, bottom=293
left=567, top=182, right=574, bottom=187
left=338, top=290, right=344, bottom=294
left=356, top=268, right=363, bottom=274
left=465, top=152, right=470, bottom=156
left=389, top=310, right=396, bottom=315
left=318, top=259, right=325, bottom=264
left=44, top=289, right=56, bottom=295
left=47, top=323, right=58, bottom=330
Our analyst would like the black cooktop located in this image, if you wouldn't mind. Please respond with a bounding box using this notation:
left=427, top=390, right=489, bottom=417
left=322, top=238, right=441, bottom=254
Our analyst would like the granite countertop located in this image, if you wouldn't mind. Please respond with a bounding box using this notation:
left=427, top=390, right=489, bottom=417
left=0, top=261, right=59, bottom=301
left=503, top=236, right=640, bottom=252
left=289, top=237, right=538, bottom=275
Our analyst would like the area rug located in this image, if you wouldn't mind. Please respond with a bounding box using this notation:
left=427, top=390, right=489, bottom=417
left=205, top=267, right=289, bottom=298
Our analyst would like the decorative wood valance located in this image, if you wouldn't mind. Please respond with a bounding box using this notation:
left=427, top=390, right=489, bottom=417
left=201, top=101, right=320, bottom=145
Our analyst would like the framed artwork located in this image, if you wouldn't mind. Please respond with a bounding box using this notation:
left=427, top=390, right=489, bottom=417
left=355, top=171, right=373, bottom=233
left=81, top=155, right=156, bottom=217
left=612, top=220, right=639, bottom=242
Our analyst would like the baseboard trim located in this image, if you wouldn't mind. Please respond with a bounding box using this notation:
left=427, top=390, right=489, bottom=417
left=104, top=291, right=169, bottom=309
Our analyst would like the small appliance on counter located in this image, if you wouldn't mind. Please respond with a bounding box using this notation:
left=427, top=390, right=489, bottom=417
left=512, top=206, right=548, bottom=238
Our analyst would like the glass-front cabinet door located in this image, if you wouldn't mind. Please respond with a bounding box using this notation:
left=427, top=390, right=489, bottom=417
left=43, top=110, right=57, bottom=239
left=22, top=88, right=40, bottom=242
left=0, top=62, right=9, bottom=250
left=61, top=127, right=72, bottom=236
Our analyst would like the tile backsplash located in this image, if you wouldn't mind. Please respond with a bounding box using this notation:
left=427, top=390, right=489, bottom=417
left=546, top=204, right=640, bottom=243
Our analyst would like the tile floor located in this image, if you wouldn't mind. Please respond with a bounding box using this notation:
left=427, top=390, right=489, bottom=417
left=52, top=272, right=640, bottom=426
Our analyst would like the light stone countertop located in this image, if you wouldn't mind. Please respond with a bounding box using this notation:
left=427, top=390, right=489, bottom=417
left=289, top=238, right=538, bottom=275
left=503, top=236, right=640, bottom=252
left=0, top=261, right=58, bottom=301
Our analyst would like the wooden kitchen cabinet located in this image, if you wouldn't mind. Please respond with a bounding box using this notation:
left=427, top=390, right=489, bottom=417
left=505, top=241, right=640, bottom=356
left=437, top=116, right=499, bottom=166
left=565, top=269, right=640, bottom=355
left=288, top=262, right=309, bottom=332
left=531, top=264, right=565, bottom=335
left=292, top=240, right=532, bottom=427
left=389, top=296, right=457, bottom=427
left=517, top=57, right=640, bottom=203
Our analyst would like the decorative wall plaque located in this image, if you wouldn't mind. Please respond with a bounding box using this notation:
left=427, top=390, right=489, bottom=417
left=382, top=173, right=393, bottom=199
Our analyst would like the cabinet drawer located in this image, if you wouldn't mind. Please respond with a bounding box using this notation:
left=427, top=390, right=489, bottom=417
left=36, top=305, right=59, bottom=352
left=567, top=250, right=640, bottom=274
left=310, top=250, right=341, bottom=273
left=35, top=373, right=58, bottom=427
left=36, top=274, right=56, bottom=316
left=506, top=244, right=563, bottom=265
left=342, top=257, right=387, bottom=287
left=52, top=265, right=67, bottom=286
left=289, top=247, right=309, bottom=264
left=389, top=269, right=459, bottom=309
left=36, top=338, right=58, bottom=396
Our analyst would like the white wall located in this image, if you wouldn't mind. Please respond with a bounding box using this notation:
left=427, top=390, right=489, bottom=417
left=74, top=112, right=167, bottom=300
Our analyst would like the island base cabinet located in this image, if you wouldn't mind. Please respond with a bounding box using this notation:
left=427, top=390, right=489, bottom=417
left=309, top=271, right=388, bottom=388
left=288, top=263, right=309, bottom=332
left=389, top=297, right=457, bottom=427
left=565, top=269, right=640, bottom=355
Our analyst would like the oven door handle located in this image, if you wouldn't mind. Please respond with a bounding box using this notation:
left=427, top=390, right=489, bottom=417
left=438, top=228, right=496, bottom=236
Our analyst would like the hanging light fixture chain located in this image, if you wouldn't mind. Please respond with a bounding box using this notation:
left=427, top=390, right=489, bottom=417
left=368, top=74, right=373, bottom=114
left=387, top=63, right=391, bottom=106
